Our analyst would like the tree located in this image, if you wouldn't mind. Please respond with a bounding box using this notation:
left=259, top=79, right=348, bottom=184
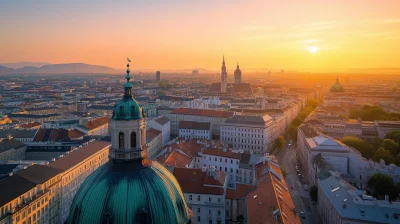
left=371, top=137, right=383, bottom=150
left=287, top=125, right=298, bottom=141
left=367, top=173, right=394, bottom=197
left=290, top=117, right=304, bottom=127
left=349, top=106, right=391, bottom=121
left=340, top=136, right=376, bottom=159
left=310, top=185, right=318, bottom=202
left=372, top=147, right=395, bottom=165
left=298, top=111, right=310, bottom=120
left=396, top=153, right=400, bottom=166
left=385, top=131, right=400, bottom=145
left=307, top=99, right=320, bottom=109
left=273, top=136, right=286, bottom=152
left=381, top=139, right=400, bottom=156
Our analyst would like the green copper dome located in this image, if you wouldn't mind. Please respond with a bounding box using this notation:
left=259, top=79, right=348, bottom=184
left=112, top=96, right=144, bottom=120
left=330, top=76, right=345, bottom=92
left=112, top=62, right=145, bottom=120
left=66, top=160, right=191, bottom=224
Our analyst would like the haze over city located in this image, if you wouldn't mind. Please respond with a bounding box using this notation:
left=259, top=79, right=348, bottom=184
left=1, top=0, right=400, bottom=71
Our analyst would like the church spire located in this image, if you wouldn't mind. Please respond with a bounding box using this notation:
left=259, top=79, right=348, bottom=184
left=123, top=58, right=133, bottom=97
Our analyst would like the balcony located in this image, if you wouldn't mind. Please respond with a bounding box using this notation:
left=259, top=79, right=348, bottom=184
left=110, top=147, right=148, bottom=160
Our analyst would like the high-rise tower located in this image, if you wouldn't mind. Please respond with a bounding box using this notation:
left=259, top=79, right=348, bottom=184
left=234, top=63, right=242, bottom=84
left=221, top=55, right=228, bottom=93
left=156, top=71, right=161, bottom=81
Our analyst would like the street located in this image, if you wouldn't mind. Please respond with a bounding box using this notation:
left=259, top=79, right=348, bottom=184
left=278, top=141, right=317, bottom=224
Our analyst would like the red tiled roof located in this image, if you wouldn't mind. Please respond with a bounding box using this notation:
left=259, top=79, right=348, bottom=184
left=247, top=157, right=301, bottom=224
left=226, top=184, right=254, bottom=200
left=173, top=168, right=225, bottom=195
left=171, top=108, right=234, bottom=118
left=178, top=121, right=211, bottom=130
left=85, top=117, right=109, bottom=130
left=18, top=122, right=41, bottom=129
left=175, top=141, right=202, bottom=158
left=164, top=150, right=193, bottom=168
left=146, top=128, right=162, bottom=141
left=33, top=128, right=69, bottom=142
left=68, top=129, right=86, bottom=139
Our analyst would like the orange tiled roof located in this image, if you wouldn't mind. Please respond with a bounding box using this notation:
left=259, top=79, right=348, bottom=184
left=226, top=184, right=254, bottom=200
left=18, top=122, right=41, bottom=129
left=172, top=108, right=234, bottom=118
left=68, top=129, right=86, bottom=139
left=173, top=168, right=225, bottom=195
left=247, top=157, right=301, bottom=224
left=164, top=150, right=193, bottom=168
left=85, top=117, right=109, bottom=130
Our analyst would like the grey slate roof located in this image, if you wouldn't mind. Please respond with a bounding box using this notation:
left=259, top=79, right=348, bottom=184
left=0, top=138, right=25, bottom=153
left=0, top=175, right=37, bottom=207
left=178, top=121, right=211, bottom=130
left=0, top=129, right=37, bottom=139
left=16, top=164, right=62, bottom=184
left=154, top=116, right=170, bottom=125
left=224, top=115, right=273, bottom=126
left=48, top=141, right=110, bottom=171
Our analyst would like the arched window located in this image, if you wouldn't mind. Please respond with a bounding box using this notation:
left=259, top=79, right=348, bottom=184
left=119, top=132, right=125, bottom=149
left=131, top=106, right=136, bottom=118
left=119, top=106, right=124, bottom=117
left=131, top=132, right=136, bottom=148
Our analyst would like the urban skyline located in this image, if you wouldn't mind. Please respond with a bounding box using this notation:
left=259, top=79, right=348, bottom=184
left=1, top=0, right=400, bottom=71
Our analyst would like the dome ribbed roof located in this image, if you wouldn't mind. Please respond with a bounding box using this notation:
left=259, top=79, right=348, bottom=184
left=67, top=160, right=191, bottom=224
left=112, top=96, right=144, bottom=120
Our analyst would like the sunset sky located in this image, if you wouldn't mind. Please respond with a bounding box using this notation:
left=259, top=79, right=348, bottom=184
left=1, top=0, right=400, bottom=71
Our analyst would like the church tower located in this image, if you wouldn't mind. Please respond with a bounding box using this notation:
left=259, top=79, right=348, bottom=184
left=221, top=55, right=228, bottom=93
left=234, top=63, right=242, bottom=84
left=66, top=59, right=191, bottom=224
left=110, top=59, right=148, bottom=161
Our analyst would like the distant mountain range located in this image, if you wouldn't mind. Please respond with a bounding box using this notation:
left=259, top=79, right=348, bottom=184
left=0, top=62, right=50, bottom=69
left=0, top=63, right=117, bottom=75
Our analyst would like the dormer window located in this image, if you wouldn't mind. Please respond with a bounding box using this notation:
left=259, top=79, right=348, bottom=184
left=119, top=106, right=124, bottom=117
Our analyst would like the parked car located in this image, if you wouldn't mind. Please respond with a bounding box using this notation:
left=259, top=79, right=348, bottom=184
left=300, top=211, right=306, bottom=219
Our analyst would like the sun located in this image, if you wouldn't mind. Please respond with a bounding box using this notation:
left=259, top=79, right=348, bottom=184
left=308, top=46, right=319, bottom=53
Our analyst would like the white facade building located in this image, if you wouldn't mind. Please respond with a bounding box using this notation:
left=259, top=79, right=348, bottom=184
left=179, top=121, right=212, bottom=140
left=147, top=116, right=171, bottom=147
left=48, top=140, right=110, bottom=223
left=165, top=108, right=234, bottom=137
left=220, top=115, right=276, bottom=155
left=174, top=167, right=227, bottom=224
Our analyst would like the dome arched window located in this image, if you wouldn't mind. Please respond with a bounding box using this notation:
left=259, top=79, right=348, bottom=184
left=131, top=132, right=136, bottom=148
left=119, top=132, right=125, bottom=149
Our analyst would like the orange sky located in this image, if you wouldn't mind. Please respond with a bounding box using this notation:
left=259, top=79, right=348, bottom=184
left=1, top=0, right=400, bottom=71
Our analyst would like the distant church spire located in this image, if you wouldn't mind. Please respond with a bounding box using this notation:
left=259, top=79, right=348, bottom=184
left=221, top=55, right=228, bottom=93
